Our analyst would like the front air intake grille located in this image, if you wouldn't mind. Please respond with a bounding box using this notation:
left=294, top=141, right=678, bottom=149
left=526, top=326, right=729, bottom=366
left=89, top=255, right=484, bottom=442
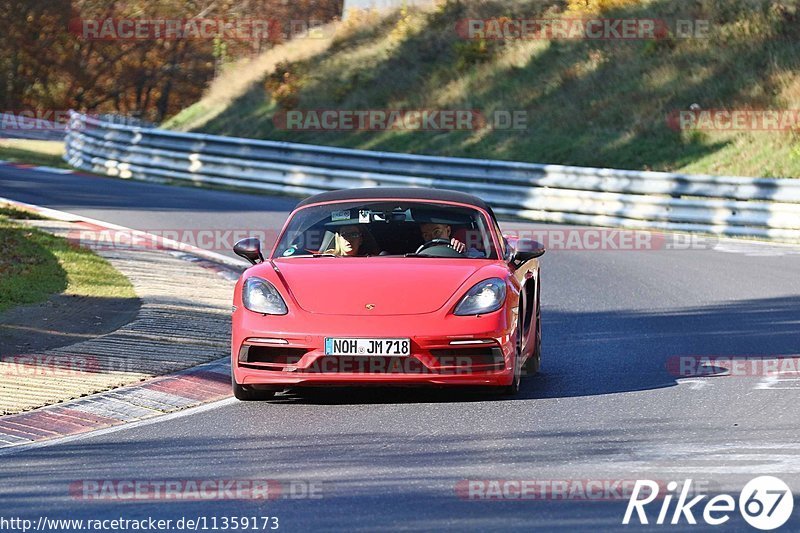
left=240, top=346, right=307, bottom=365
left=429, top=347, right=505, bottom=372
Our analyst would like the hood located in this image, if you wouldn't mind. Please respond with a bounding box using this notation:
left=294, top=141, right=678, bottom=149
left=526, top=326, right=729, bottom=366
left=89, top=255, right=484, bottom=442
left=272, top=258, right=488, bottom=316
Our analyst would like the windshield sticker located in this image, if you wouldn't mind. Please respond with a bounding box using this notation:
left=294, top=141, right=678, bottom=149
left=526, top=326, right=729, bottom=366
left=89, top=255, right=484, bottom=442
left=331, top=210, right=351, bottom=221
left=359, top=209, right=370, bottom=223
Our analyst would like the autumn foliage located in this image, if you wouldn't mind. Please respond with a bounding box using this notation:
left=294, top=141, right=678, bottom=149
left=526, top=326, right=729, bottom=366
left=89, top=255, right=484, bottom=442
left=0, top=0, right=342, bottom=122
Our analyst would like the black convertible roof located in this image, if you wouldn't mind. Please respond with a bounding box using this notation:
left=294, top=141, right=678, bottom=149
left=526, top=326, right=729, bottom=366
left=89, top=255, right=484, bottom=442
left=296, top=187, right=493, bottom=213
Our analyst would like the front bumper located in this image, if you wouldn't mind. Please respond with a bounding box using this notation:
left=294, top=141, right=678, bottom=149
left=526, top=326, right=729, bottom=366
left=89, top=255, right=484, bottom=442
left=232, top=310, right=515, bottom=388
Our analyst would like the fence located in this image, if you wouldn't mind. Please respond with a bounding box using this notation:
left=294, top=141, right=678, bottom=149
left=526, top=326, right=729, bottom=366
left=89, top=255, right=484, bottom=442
left=64, top=111, right=800, bottom=242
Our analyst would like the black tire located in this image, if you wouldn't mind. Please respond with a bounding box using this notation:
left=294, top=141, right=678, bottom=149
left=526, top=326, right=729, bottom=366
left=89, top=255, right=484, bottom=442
left=232, top=375, right=277, bottom=401
left=523, top=312, right=541, bottom=376
left=500, top=359, right=521, bottom=396
left=498, top=313, right=523, bottom=396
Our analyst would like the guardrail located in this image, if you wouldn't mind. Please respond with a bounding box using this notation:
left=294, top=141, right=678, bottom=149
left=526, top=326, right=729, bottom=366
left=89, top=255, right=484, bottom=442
left=64, top=111, right=800, bottom=242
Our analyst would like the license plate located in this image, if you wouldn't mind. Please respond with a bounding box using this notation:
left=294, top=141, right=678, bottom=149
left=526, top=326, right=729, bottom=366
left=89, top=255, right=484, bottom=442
left=324, top=338, right=410, bottom=356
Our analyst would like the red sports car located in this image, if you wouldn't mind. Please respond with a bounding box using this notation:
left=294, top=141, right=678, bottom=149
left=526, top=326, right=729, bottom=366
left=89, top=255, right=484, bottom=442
left=230, top=187, right=544, bottom=399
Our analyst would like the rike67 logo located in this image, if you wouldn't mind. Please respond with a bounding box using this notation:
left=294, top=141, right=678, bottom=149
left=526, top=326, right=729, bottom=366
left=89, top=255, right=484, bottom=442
left=624, top=476, right=794, bottom=530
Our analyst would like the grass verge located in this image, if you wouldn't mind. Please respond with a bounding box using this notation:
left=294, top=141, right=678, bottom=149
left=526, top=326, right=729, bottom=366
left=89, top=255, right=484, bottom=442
left=0, top=139, right=67, bottom=168
left=0, top=207, right=135, bottom=313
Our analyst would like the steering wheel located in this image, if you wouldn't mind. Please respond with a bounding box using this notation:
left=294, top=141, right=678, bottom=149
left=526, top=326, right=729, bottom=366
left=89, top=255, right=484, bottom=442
left=415, top=238, right=461, bottom=255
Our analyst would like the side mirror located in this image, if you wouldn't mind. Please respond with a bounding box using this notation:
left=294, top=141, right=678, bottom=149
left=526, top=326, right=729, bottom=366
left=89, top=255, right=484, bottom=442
left=512, top=239, right=545, bottom=267
left=234, top=238, right=264, bottom=265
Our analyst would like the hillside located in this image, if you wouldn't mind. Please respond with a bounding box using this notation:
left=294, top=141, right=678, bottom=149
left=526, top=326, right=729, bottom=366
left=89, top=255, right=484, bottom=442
left=165, top=0, right=800, bottom=178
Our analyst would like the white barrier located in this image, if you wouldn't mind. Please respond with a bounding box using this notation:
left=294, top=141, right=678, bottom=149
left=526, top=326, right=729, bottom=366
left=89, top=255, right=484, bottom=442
left=64, top=111, right=800, bottom=242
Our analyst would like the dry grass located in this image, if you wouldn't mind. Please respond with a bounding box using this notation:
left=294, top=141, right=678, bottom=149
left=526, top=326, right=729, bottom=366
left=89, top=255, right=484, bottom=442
left=164, top=24, right=339, bottom=132
left=0, top=139, right=66, bottom=167
left=167, top=0, right=800, bottom=178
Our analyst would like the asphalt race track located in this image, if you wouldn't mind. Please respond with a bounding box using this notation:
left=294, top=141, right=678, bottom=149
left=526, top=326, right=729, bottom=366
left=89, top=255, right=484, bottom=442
left=2, top=166, right=800, bottom=531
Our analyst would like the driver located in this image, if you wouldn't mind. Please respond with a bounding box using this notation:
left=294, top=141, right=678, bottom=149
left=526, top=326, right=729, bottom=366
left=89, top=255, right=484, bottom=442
left=419, top=223, right=466, bottom=254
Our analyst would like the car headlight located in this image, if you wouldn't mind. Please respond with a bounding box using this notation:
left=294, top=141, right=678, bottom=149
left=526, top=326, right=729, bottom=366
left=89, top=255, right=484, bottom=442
left=242, top=277, right=288, bottom=315
left=454, top=278, right=507, bottom=316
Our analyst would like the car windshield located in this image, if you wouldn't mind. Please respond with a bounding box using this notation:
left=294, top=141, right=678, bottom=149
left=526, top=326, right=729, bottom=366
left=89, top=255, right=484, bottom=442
left=273, top=201, right=497, bottom=259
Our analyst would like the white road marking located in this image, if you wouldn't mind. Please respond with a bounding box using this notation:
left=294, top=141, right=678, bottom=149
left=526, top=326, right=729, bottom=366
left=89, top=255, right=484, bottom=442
left=677, top=378, right=710, bottom=390
left=32, top=166, right=73, bottom=174
left=0, top=397, right=237, bottom=457
left=713, top=242, right=800, bottom=257
left=0, top=196, right=248, bottom=270
left=754, top=371, right=800, bottom=390
left=609, top=443, right=800, bottom=475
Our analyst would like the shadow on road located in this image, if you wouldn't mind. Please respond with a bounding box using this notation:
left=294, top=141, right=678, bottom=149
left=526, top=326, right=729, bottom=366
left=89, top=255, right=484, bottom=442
left=266, top=295, right=800, bottom=405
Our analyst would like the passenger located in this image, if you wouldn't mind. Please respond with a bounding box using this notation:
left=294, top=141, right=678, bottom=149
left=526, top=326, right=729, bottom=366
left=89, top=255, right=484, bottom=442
left=325, top=225, right=378, bottom=256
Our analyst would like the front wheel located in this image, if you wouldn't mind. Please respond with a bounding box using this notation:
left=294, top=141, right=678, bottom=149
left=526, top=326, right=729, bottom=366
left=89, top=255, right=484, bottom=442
left=498, top=317, right=523, bottom=396
left=499, top=357, right=521, bottom=396
left=232, top=375, right=277, bottom=401
left=523, top=313, right=541, bottom=376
